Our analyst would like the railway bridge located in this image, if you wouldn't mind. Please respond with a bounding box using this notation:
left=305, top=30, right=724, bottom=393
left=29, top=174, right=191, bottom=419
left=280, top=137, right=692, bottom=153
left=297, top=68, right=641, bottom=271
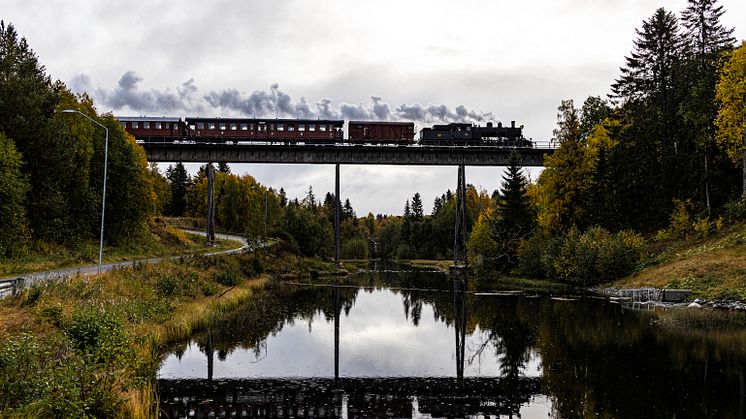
left=141, top=142, right=554, bottom=266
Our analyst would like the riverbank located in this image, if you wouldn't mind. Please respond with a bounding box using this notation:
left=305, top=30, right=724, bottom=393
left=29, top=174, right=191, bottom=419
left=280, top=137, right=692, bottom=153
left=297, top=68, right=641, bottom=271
left=0, top=218, right=241, bottom=278
left=608, top=222, right=746, bottom=302
left=0, top=244, right=335, bottom=417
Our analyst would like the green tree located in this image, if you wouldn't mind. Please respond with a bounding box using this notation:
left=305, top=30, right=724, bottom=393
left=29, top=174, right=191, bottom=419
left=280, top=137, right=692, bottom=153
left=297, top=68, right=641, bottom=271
left=97, top=115, right=155, bottom=244
left=715, top=42, right=746, bottom=198
left=680, top=0, right=735, bottom=212
left=536, top=100, right=593, bottom=233
left=0, top=132, right=30, bottom=257
left=217, top=162, right=231, bottom=173
left=411, top=193, right=424, bottom=220
left=148, top=163, right=171, bottom=215
left=611, top=8, right=684, bottom=101
left=166, top=163, right=190, bottom=216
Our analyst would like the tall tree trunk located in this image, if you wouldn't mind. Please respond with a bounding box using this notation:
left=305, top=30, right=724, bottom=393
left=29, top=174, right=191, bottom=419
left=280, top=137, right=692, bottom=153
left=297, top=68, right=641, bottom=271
left=705, top=152, right=711, bottom=214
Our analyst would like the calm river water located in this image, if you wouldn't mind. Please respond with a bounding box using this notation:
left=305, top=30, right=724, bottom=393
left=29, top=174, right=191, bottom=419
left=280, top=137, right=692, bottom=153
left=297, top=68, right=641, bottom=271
left=158, top=263, right=746, bottom=418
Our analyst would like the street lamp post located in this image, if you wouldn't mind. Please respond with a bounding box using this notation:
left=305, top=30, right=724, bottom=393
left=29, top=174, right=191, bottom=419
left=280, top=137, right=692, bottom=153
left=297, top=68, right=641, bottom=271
left=62, top=110, right=109, bottom=273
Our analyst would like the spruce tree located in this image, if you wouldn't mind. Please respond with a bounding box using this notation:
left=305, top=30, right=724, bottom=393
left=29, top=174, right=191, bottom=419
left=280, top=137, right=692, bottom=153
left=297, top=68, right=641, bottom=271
left=166, top=162, right=191, bottom=216
left=217, top=162, right=231, bottom=173
left=611, top=8, right=684, bottom=102
left=496, top=149, right=534, bottom=240
left=411, top=193, right=424, bottom=220
left=680, top=0, right=735, bottom=211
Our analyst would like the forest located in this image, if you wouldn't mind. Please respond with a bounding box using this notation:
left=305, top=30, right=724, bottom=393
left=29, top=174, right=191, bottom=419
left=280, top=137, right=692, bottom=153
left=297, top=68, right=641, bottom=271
left=1, top=0, right=745, bottom=287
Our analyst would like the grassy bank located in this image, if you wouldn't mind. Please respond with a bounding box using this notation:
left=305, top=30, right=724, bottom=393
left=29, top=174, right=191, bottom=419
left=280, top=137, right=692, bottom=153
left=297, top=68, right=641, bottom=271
left=0, top=218, right=241, bottom=277
left=610, top=223, right=746, bottom=300
left=0, top=244, right=332, bottom=417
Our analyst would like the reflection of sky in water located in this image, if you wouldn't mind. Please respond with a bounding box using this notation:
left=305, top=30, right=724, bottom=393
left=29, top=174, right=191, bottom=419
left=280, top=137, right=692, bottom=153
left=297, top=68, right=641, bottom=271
left=159, top=289, right=543, bottom=379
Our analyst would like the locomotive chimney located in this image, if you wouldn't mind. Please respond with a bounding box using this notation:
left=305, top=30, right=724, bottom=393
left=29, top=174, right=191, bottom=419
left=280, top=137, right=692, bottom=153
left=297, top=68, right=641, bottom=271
left=486, top=122, right=493, bottom=128
left=511, top=120, right=515, bottom=128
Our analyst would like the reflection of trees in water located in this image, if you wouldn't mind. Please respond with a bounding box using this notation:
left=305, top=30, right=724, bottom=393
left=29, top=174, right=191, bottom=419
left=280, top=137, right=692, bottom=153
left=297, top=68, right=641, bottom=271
left=166, top=267, right=746, bottom=418
left=538, top=299, right=746, bottom=418
left=179, top=283, right=360, bottom=363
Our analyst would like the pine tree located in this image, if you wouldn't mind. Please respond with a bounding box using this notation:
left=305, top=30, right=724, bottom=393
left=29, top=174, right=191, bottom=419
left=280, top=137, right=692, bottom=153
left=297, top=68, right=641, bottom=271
left=166, top=162, right=191, bottom=216
left=611, top=8, right=684, bottom=102
left=217, top=162, right=231, bottom=173
left=402, top=199, right=412, bottom=243
left=343, top=198, right=355, bottom=221
left=303, top=185, right=316, bottom=208
left=497, top=150, right=534, bottom=237
left=681, top=0, right=735, bottom=59
left=680, top=0, right=735, bottom=212
left=411, top=193, right=424, bottom=220
left=279, top=187, right=288, bottom=207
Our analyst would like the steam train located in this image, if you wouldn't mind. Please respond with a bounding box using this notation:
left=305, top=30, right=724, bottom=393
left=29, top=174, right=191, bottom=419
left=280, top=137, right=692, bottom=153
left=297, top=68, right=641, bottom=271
left=116, top=116, right=531, bottom=147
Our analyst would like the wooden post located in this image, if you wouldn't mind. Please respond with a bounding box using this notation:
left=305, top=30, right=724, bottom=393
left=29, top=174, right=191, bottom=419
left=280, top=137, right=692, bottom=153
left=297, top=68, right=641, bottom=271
left=206, top=163, right=215, bottom=243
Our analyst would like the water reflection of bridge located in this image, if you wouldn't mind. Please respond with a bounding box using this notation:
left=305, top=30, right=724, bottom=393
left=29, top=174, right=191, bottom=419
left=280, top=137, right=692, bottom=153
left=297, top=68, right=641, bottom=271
left=158, top=376, right=543, bottom=418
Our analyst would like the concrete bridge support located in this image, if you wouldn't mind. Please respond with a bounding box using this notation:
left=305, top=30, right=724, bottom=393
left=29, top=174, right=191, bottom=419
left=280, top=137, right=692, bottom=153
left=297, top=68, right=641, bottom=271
left=453, top=164, right=468, bottom=267
left=335, top=163, right=341, bottom=264
left=206, top=163, right=216, bottom=243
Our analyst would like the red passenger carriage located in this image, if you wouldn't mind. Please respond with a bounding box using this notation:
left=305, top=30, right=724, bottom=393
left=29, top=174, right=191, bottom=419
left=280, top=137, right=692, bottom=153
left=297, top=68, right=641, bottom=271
left=184, top=117, right=344, bottom=144
left=118, top=116, right=185, bottom=142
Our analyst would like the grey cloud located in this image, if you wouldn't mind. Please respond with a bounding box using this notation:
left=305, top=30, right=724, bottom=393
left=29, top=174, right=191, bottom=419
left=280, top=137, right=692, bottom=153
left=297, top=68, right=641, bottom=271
left=118, top=71, right=142, bottom=90
left=83, top=72, right=496, bottom=124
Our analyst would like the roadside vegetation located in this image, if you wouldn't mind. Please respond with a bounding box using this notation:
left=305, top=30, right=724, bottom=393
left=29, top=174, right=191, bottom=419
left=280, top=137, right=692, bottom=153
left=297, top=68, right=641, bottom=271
left=0, top=218, right=241, bottom=277
left=0, top=244, right=335, bottom=417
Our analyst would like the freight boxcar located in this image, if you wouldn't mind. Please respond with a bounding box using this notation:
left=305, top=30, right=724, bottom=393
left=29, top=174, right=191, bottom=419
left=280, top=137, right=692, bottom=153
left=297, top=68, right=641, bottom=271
left=185, top=117, right=344, bottom=144
left=117, top=116, right=185, bottom=142
left=347, top=121, right=415, bottom=145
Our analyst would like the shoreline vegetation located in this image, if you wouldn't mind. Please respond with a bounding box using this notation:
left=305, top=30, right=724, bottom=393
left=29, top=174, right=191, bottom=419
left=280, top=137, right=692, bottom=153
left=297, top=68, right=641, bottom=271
left=1, top=221, right=744, bottom=416
left=0, top=236, right=339, bottom=417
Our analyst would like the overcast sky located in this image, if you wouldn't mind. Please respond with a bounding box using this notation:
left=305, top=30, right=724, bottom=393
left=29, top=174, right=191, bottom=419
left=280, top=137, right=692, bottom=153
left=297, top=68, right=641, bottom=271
left=4, top=0, right=745, bottom=215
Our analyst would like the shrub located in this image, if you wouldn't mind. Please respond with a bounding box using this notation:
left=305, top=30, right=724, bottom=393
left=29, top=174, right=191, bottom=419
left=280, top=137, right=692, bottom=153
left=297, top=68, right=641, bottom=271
left=517, top=226, right=644, bottom=285
left=342, top=238, right=369, bottom=259
left=214, top=268, right=242, bottom=286
left=66, top=307, right=133, bottom=367
left=723, top=198, right=746, bottom=222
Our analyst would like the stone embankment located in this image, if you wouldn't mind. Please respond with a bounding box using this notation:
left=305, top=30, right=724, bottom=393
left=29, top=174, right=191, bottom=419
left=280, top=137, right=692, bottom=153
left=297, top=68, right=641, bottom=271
left=593, top=287, right=746, bottom=311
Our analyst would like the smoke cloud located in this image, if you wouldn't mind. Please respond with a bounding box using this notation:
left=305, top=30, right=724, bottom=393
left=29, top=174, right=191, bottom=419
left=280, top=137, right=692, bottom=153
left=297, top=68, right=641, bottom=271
left=73, top=71, right=496, bottom=124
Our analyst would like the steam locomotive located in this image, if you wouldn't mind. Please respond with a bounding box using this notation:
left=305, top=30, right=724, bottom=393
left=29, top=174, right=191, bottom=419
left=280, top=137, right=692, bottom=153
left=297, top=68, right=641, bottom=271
left=116, top=116, right=531, bottom=147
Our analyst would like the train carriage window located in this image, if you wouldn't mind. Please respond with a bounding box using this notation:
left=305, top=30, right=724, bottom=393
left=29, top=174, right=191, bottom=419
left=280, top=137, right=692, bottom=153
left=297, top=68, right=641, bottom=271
left=240, top=123, right=248, bottom=130
left=320, top=124, right=327, bottom=132
left=299, top=124, right=305, bottom=131
left=165, top=123, right=171, bottom=130
left=120, top=121, right=126, bottom=128
left=209, top=123, right=216, bottom=130
left=132, top=122, right=139, bottom=129
left=270, top=124, right=275, bottom=131
left=288, top=124, right=295, bottom=132
left=143, top=122, right=150, bottom=129
left=230, top=123, right=237, bottom=131
left=309, top=124, right=316, bottom=131
left=250, top=123, right=255, bottom=131
left=197, top=122, right=204, bottom=130
left=277, top=123, right=284, bottom=131
left=155, top=122, right=162, bottom=129
left=258, top=123, right=266, bottom=131
left=219, top=123, right=226, bottom=130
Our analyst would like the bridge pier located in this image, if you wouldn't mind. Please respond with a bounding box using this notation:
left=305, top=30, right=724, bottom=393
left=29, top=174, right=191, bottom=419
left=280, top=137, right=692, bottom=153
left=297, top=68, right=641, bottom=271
left=453, top=164, right=468, bottom=267
left=206, top=163, right=216, bottom=243
left=335, top=163, right=341, bottom=264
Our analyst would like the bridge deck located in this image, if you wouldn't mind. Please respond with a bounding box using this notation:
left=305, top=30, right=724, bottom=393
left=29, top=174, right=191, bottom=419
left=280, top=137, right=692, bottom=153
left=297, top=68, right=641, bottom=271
left=141, top=143, right=553, bottom=166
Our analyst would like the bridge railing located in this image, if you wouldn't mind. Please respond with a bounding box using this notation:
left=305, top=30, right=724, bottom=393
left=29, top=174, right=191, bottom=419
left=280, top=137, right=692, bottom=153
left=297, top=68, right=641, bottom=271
left=0, top=278, right=24, bottom=298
